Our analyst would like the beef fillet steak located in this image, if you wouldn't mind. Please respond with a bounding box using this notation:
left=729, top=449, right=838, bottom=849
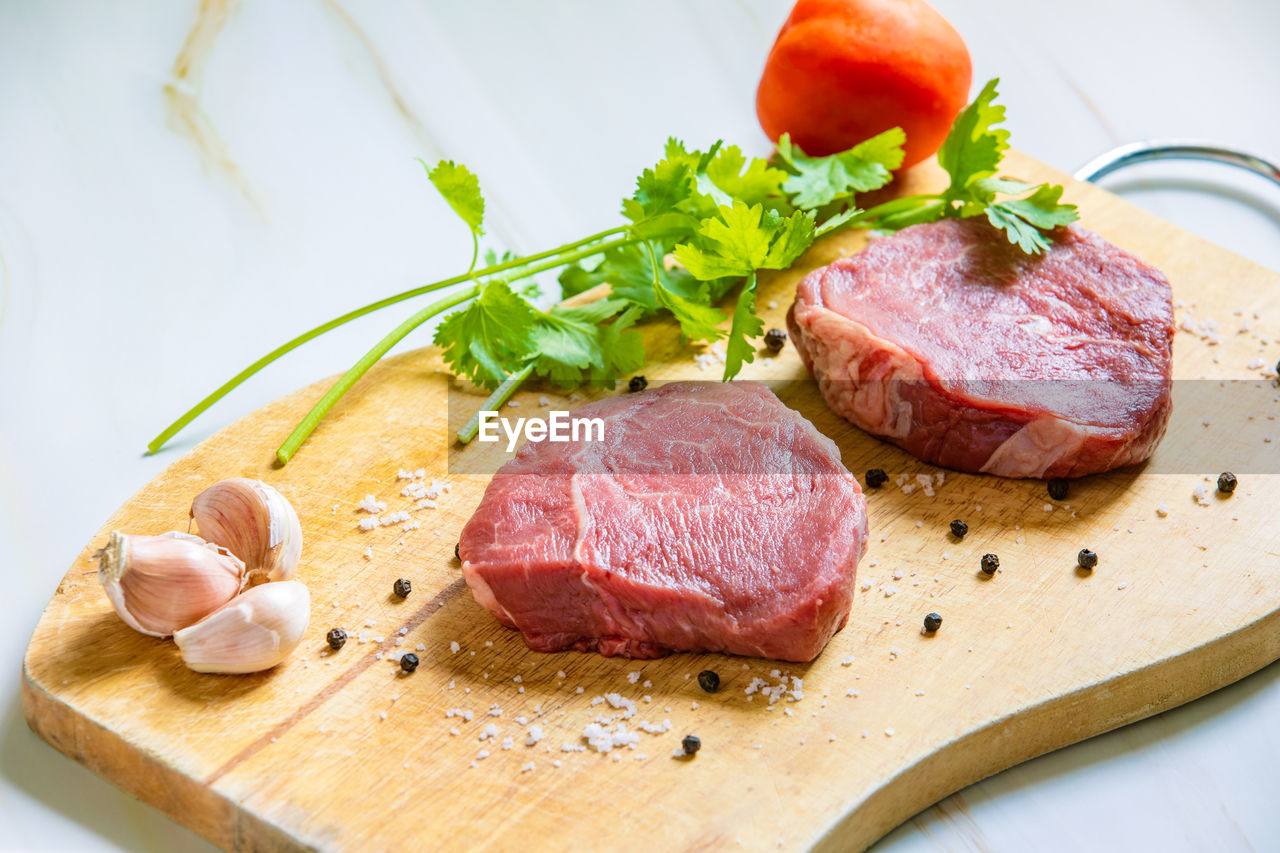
left=788, top=219, right=1175, bottom=478
left=459, top=381, right=867, bottom=662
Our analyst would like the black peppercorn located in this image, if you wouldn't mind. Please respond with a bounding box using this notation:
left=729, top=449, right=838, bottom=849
left=1078, top=548, right=1098, bottom=570
left=697, top=670, right=720, bottom=693
left=949, top=519, right=968, bottom=539
left=326, top=628, right=347, bottom=650
left=865, top=468, right=889, bottom=489
left=1217, top=472, right=1237, bottom=494
left=980, top=553, right=1000, bottom=575
left=764, top=328, right=788, bottom=352
left=681, top=734, right=701, bottom=755
left=628, top=375, right=648, bottom=393
left=1047, top=478, right=1069, bottom=501
left=923, top=612, right=943, bottom=632
left=393, top=578, right=412, bottom=598
left=400, top=652, right=419, bottom=673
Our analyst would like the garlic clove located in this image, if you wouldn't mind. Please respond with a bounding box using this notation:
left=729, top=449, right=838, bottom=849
left=190, top=478, right=303, bottom=584
left=97, top=531, right=247, bottom=638
left=173, top=580, right=310, bottom=674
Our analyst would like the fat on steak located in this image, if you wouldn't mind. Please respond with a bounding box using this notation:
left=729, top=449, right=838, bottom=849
left=459, top=381, right=867, bottom=662
left=788, top=219, right=1175, bottom=478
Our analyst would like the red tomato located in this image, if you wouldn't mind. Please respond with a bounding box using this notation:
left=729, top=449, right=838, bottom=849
left=756, top=0, right=972, bottom=169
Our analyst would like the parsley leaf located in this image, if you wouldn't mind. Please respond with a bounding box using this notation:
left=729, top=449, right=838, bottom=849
left=590, top=305, right=645, bottom=384
left=625, top=153, right=697, bottom=221
left=529, top=303, right=613, bottom=386
left=937, top=78, right=1009, bottom=199
left=776, top=128, right=905, bottom=209
left=673, top=202, right=815, bottom=280
left=424, top=160, right=485, bottom=235
left=722, top=274, right=765, bottom=381
left=705, top=145, right=789, bottom=207
left=985, top=183, right=1079, bottom=253
left=432, top=280, right=536, bottom=388
left=560, top=242, right=706, bottom=314
left=654, top=277, right=725, bottom=343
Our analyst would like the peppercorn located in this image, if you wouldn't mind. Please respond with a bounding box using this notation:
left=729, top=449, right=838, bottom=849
left=628, top=375, right=648, bottom=393
left=1217, top=472, right=1238, bottom=494
left=764, top=328, right=788, bottom=352
left=1077, top=548, right=1098, bottom=570
left=949, top=519, right=968, bottom=539
left=393, top=578, right=412, bottom=598
left=923, top=612, right=943, bottom=633
left=1047, top=478, right=1069, bottom=501
left=454, top=542, right=460, bottom=561
left=865, top=468, right=889, bottom=489
left=681, top=734, right=701, bottom=755
left=326, top=628, right=347, bottom=650
left=697, top=670, right=720, bottom=693
left=400, top=652, right=419, bottom=673
left=980, top=553, right=1000, bottom=575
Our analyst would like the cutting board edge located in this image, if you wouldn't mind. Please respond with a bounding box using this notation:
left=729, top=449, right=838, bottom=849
left=22, top=597, right=1280, bottom=853
left=809, top=602, right=1280, bottom=852
left=19, top=659, right=310, bottom=853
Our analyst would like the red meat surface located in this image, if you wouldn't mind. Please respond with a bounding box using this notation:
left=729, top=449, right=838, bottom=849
left=788, top=219, right=1175, bottom=478
left=459, top=381, right=867, bottom=662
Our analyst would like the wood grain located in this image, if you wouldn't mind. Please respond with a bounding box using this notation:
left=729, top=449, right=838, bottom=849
left=22, top=151, right=1280, bottom=852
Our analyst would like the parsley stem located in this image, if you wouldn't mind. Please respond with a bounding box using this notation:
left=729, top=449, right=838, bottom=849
left=456, top=364, right=535, bottom=445
left=146, top=225, right=634, bottom=454
left=274, top=286, right=480, bottom=465
left=273, top=236, right=638, bottom=464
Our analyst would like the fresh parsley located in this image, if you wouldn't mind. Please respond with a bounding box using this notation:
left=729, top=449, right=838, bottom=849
left=149, top=78, right=1078, bottom=463
left=855, top=79, right=1079, bottom=251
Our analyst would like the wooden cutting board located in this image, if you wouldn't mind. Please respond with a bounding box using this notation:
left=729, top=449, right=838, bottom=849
left=22, top=151, right=1280, bottom=852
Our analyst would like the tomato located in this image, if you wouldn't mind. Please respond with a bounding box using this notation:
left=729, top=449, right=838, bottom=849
left=756, top=0, right=972, bottom=169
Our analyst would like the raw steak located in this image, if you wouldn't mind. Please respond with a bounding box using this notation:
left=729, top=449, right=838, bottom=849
left=787, top=219, right=1175, bottom=478
left=459, top=381, right=867, bottom=662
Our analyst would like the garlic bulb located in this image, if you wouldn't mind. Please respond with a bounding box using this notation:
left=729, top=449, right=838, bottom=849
left=190, top=478, right=302, bottom=584
left=97, top=531, right=246, bottom=638
left=174, top=580, right=310, bottom=674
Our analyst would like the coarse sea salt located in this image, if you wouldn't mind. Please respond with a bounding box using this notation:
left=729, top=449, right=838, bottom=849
left=357, top=495, right=387, bottom=514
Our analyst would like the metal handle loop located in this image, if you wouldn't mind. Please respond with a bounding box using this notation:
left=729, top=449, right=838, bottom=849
left=1074, top=140, right=1280, bottom=187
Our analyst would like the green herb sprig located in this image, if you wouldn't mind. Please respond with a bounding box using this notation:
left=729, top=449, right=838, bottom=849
left=148, top=78, right=1075, bottom=464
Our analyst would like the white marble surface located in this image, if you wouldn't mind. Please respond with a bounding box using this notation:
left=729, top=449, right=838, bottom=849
left=2, top=1, right=1278, bottom=850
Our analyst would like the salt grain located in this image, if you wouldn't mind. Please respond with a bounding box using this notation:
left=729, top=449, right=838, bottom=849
left=357, top=495, right=387, bottom=514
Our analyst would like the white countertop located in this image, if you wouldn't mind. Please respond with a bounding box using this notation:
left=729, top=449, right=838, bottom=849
left=2, top=1, right=1278, bottom=850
